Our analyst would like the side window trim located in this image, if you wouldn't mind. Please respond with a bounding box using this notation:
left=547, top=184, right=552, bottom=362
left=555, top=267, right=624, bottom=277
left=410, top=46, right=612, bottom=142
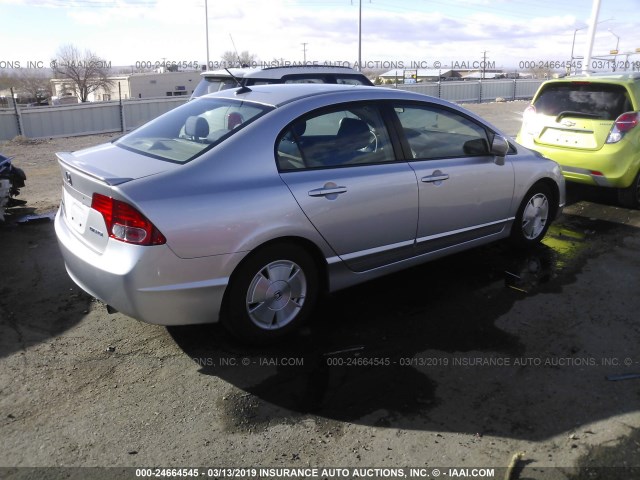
left=379, top=102, right=413, bottom=161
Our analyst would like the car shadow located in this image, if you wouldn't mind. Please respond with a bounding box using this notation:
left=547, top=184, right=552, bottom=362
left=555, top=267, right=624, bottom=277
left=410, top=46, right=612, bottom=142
left=169, top=214, right=638, bottom=440
left=0, top=221, right=92, bottom=358
left=565, top=182, right=619, bottom=208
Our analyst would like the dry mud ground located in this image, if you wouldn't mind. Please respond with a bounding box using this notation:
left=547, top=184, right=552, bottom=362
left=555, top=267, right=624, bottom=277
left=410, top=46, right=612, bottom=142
left=1, top=101, right=640, bottom=480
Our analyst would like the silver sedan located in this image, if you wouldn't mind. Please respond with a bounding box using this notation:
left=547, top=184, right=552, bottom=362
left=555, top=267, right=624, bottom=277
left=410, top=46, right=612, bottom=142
left=55, top=84, right=565, bottom=343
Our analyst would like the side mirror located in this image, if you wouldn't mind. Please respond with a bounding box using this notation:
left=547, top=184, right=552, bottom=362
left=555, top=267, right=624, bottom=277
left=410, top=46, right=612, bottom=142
left=491, top=135, right=509, bottom=166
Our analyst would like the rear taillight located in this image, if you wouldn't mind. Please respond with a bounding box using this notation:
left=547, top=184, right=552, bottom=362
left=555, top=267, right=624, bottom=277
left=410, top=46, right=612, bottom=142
left=91, top=193, right=166, bottom=246
left=523, top=105, right=537, bottom=119
left=606, top=112, right=640, bottom=144
left=613, top=112, right=639, bottom=133
left=522, top=105, right=541, bottom=135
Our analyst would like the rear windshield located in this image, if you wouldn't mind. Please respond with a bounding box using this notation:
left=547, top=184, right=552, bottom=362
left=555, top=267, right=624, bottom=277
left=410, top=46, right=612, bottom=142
left=281, top=74, right=372, bottom=86
left=246, top=74, right=373, bottom=86
left=533, top=82, right=633, bottom=120
left=115, top=97, right=272, bottom=163
left=336, top=76, right=372, bottom=85
left=192, top=77, right=237, bottom=98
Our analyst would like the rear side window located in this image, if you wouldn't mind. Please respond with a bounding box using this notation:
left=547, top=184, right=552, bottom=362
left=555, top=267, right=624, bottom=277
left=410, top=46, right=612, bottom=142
left=533, top=83, right=633, bottom=120
left=277, top=104, right=395, bottom=170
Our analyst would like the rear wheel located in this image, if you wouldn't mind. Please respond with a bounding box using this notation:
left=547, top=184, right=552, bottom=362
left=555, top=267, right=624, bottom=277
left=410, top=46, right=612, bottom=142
left=222, top=243, right=319, bottom=343
left=617, top=170, right=640, bottom=209
left=511, top=183, right=553, bottom=247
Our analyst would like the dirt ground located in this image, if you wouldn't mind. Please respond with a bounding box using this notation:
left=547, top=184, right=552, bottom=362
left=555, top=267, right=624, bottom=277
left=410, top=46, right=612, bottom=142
left=1, top=101, right=640, bottom=480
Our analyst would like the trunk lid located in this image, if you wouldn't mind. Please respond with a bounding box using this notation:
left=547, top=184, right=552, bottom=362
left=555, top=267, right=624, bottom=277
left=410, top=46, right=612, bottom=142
left=57, top=143, right=178, bottom=253
left=534, top=116, right=614, bottom=150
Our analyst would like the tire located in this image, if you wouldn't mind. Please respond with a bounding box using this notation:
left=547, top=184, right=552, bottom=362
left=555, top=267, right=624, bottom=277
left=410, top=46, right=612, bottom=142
left=510, top=183, right=554, bottom=247
left=617, top=170, right=640, bottom=209
left=222, top=243, right=319, bottom=344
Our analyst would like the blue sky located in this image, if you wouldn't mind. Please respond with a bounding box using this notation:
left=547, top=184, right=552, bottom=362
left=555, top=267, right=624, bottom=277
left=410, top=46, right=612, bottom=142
left=1, top=0, right=639, bottom=71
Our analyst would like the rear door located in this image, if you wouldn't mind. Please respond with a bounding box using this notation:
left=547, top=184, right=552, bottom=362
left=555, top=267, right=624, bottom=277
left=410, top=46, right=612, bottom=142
left=277, top=102, right=419, bottom=272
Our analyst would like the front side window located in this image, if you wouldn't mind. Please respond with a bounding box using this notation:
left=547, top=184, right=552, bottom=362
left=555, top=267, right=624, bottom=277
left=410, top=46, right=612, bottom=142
left=394, top=104, right=490, bottom=160
left=115, top=98, right=272, bottom=163
left=276, top=103, right=395, bottom=170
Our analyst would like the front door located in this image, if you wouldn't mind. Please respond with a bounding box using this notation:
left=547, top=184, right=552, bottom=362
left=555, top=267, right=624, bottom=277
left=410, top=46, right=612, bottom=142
left=392, top=103, right=515, bottom=253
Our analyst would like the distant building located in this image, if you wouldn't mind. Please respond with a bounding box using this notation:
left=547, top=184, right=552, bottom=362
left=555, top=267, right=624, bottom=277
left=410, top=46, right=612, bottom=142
left=378, top=69, right=459, bottom=83
left=0, top=89, right=15, bottom=108
left=378, top=68, right=511, bottom=83
left=461, top=70, right=507, bottom=79
left=50, top=71, right=201, bottom=102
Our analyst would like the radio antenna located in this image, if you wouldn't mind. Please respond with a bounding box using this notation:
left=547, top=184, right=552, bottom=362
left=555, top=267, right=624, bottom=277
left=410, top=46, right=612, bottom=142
left=229, top=34, right=244, bottom=67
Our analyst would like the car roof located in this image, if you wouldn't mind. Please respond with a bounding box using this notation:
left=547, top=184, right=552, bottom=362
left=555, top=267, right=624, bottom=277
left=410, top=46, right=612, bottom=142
left=244, top=65, right=364, bottom=79
left=199, top=83, right=368, bottom=106
left=197, top=83, right=477, bottom=113
left=200, top=65, right=364, bottom=79
left=224, top=83, right=505, bottom=135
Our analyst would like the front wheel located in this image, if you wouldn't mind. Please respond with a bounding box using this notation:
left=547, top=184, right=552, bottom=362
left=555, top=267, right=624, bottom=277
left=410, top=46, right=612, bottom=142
left=222, top=243, right=319, bottom=344
left=511, top=183, right=553, bottom=247
left=617, top=170, right=640, bottom=209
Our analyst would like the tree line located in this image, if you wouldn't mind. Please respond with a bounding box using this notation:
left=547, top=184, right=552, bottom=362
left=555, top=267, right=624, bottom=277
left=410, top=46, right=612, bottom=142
left=0, top=45, right=259, bottom=104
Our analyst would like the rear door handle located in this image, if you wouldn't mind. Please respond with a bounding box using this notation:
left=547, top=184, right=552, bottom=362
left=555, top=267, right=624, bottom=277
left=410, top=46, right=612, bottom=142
left=421, top=172, right=449, bottom=183
left=308, top=185, right=347, bottom=197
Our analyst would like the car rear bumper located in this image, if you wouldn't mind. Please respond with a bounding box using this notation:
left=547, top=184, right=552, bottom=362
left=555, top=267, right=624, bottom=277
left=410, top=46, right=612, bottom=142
left=560, top=166, right=618, bottom=187
left=55, top=208, right=242, bottom=326
left=517, top=136, right=639, bottom=188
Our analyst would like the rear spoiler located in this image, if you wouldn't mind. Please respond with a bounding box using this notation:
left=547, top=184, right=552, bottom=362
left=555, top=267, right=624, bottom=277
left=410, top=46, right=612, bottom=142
left=57, top=152, right=133, bottom=186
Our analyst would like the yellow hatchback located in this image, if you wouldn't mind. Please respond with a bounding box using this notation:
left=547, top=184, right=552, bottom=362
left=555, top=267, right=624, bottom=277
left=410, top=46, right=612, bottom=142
left=517, top=72, right=640, bottom=208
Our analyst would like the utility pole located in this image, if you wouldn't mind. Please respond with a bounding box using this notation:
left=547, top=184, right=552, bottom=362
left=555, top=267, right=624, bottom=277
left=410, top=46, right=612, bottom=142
left=582, top=0, right=601, bottom=74
left=205, top=0, right=210, bottom=70
left=358, top=0, right=362, bottom=71
left=302, top=43, right=308, bottom=64
left=481, top=51, right=488, bottom=79
left=352, top=0, right=370, bottom=72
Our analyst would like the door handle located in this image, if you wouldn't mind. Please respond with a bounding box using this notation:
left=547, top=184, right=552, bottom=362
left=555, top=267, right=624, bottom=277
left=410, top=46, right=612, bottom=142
left=308, top=185, right=347, bottom=197
left=421, top=172, right=449, bottom=183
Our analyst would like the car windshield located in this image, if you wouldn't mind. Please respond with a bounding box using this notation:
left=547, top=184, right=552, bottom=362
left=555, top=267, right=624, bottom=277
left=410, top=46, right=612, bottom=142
left=115, top=97, right=272, bottom=163
left=533, top=82, right=632, bottom=121
left=191, top=77, right=237, bottom=98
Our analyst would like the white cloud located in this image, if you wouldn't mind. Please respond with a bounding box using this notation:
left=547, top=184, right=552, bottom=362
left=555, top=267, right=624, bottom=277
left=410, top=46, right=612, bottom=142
left=2, top=0, right=639, bottom=72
